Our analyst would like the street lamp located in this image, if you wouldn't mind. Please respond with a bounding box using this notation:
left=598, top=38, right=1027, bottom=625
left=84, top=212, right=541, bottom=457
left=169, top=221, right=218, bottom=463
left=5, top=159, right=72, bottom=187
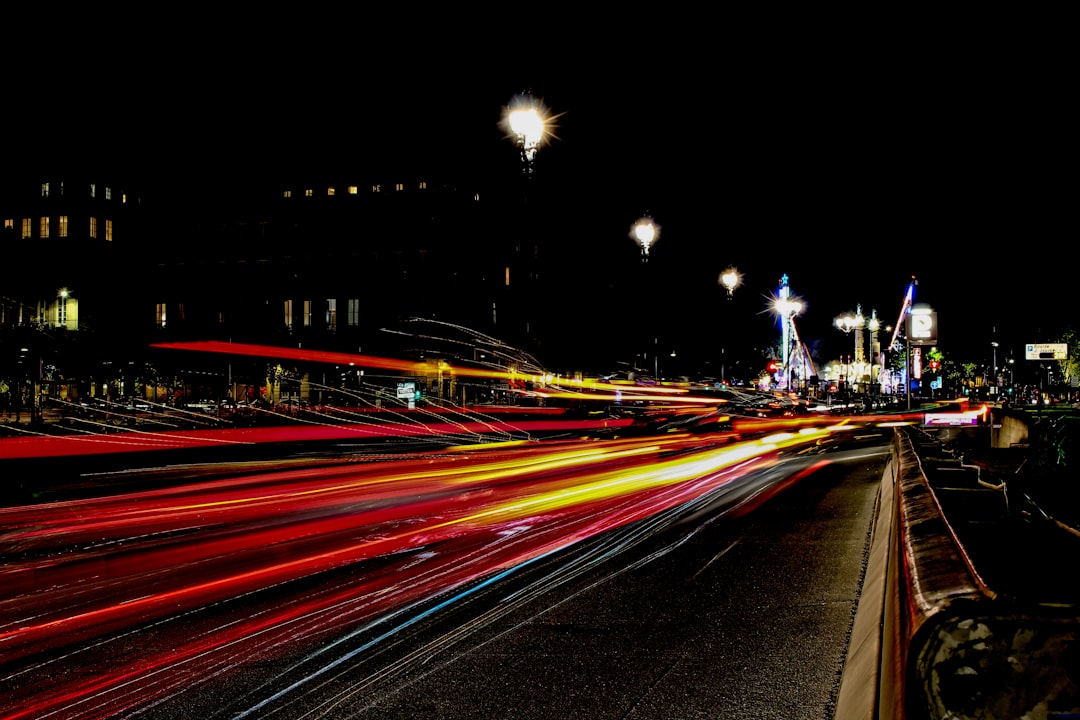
left=867, top=311, right=880, bottom=391
left=772, top=275, right=803, bottom=391
left=834, top=305, right=879, bottom=392
left=719, top=267, right=740, bottom=298
left=630, top=216, right=659, bottom=262
left=834, top=306, right=866, bottom=364
left=717, top=267, right=741, bottom=383
left=503, top=93, right=555, bottom=176
left=991, top=341, right=999, bottom=386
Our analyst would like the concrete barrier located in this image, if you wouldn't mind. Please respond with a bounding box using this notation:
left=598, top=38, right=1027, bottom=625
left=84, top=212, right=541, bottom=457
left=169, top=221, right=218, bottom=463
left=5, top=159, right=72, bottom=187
left=837, top=427, right=1080, bottom=720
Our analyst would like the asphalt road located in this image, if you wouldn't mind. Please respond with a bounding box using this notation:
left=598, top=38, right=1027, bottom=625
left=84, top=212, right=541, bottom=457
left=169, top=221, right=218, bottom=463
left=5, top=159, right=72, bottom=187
left=132, top=440, right=890, bottom=720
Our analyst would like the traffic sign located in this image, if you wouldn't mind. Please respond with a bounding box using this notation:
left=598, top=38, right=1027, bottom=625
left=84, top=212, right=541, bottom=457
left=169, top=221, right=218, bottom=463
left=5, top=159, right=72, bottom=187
left=906, top=307, right=937, bottom=345
left=1025, top=343, right=1068, bottom=360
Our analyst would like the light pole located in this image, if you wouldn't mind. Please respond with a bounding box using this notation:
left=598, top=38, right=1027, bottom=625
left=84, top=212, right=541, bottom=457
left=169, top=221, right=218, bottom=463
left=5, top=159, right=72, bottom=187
left=631, top=216, right=659, bottom=262
left=834, top=305, right=878, bottom=394
left=503, top=93, right=554, bottom=176
left=772, top=275, right=803, bottom=392
left=720, top=267, right=740, bottom=298
left=991, top=341, right=999, bottom=392
left=834, top=306, right=866, bottom=363
left=867, top=310, right=880, bottom=394
left=501, top=92, right=556, bottom=356
left=718, top=267, right=740, bottom=383
left=630, top=216, right=662, bottom=378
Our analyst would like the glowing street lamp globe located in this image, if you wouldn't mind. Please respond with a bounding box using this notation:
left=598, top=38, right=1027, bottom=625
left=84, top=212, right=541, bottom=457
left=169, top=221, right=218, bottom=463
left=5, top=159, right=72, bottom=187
left=509, top=107, right=545, bottom=159
left=773, top=296, right=803, bottom=319
left=631, top=217, right=660, bottom=261
left=502, top=93, right=555, bottom=173
left=719, top=267, right=741, bottom=297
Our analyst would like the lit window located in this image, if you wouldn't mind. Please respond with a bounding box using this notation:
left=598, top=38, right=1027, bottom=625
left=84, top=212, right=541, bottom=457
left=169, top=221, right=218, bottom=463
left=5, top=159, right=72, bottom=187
left=3, top=218, right=12, bottom=230
left=58, top=216, right=68, bottom=238
left=347, top=298, right=359, bottom=326
left=372, top=184, right=381, bottom=193
left=90, top=184, right=96, bottom=198
left=348, top=186, right=357, bottom=195
left=57, top=295, right=67, bottom=327
left=155, top=303, right=167, bottom=327
left=305, top=189, right=313, bottom=197
left=284, top=299, right=293, bottom=331
left=395, top=183, right=403, bottom=191
left=505, top=266, right=511, bottom=286
left=40, top=217, right=49, bottom=239
left=283, top=190, right=292, bottom=198
left=303, top=300, right=312, bottom=327
left=419, top=181, right=427, bottom=190
left=21, top=218, right=31, bottom=239
left=105, top=187, right=111, bottom=201
left=59, top=182, right=64, bottom=197
left=89, top=217, right=97, bottom=239
left=326, top=299, right=337, bottom=331
left=105, top=219, right=113, bottom=241
left=327, top=187, right=335, bottom=196
left=122, top=193, right=127, bottom=204
left=41, top=182, right=49, bottom=198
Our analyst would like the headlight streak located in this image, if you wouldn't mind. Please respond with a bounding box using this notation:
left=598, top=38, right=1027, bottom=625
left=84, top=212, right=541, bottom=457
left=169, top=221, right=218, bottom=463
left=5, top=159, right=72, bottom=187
left=0, top=415, right=637, bottom=460
left=235, top=463, right=766, bottom=720
left=1, top=414, right=863, bottom=719
left=2, top=439, right=758, bottom=639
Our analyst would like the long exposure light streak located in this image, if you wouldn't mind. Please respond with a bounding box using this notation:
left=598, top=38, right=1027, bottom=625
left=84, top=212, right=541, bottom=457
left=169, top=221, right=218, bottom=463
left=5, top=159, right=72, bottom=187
left=0, top=416, right=860, bottom=719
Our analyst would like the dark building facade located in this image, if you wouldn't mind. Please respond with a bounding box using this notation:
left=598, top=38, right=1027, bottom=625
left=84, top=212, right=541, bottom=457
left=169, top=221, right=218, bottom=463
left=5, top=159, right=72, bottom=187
left=1, top=167, right=555, bottom=409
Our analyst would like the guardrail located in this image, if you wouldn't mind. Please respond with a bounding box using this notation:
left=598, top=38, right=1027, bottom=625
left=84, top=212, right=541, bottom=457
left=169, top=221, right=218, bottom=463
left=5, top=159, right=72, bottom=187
left=838, top=426, right=1080, bottom=720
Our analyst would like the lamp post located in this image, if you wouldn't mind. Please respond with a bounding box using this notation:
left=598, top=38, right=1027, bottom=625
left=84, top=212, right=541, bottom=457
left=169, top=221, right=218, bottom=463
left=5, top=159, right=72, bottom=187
left=631, top=216, right=659, bottom=262
left=718, top=267, right=740, bottom=383
left=834, top=305, right=866, bottom=364
left=867, top=310, right=880, bottom=394
left=504, top=93, right=553, bottom=177
left=501, top=92, right=556, bottom=357
left=991, top=341, right=999, bottom=391
left=772, top=275, right=803, bottom=392
left=720, top=267, right=740, bottom=298
left=629, top=216, right=662, bottom=378
left=834, top=305, right=878, bottom=394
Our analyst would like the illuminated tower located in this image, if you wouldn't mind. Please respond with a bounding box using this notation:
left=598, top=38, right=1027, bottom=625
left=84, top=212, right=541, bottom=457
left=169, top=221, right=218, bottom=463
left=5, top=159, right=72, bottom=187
left=774, top=274, right=803, bottom=390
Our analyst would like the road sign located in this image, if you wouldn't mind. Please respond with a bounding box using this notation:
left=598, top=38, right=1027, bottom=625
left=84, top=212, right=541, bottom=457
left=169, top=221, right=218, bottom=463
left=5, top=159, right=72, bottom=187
left=1025, top=343, right=1068, bottom=360
left=906, top=308, right=937, bottom=345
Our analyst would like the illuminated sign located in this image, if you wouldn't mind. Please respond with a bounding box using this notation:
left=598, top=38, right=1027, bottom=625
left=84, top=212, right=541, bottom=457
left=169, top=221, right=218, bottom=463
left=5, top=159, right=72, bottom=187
left=924, top=411, right=980, bottom=426
left=1025, top=343, right=1068, bottom=360
left=906, top=305, right=937, bottom=345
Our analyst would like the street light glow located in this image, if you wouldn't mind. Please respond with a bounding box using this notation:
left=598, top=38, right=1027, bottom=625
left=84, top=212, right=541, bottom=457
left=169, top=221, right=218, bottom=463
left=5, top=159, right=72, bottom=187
left=508, top=107, right=545, bottom=159
left=502, top=93, right=557, bottom=170
left=631, top=217, right=660, bottom=261
left=773, top=296, right=803, bottom=318
left=720, top=267, right=741, bottom=296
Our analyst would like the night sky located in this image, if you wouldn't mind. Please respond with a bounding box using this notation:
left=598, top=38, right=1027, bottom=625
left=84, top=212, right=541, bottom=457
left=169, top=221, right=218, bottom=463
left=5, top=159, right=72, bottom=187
left=8, top=28, right=1073, bottom=371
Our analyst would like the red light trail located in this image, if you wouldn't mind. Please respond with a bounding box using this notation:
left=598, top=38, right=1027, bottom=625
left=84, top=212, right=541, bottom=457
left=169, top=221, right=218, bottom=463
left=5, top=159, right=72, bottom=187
left=0, top=421, right=857, bottom=719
